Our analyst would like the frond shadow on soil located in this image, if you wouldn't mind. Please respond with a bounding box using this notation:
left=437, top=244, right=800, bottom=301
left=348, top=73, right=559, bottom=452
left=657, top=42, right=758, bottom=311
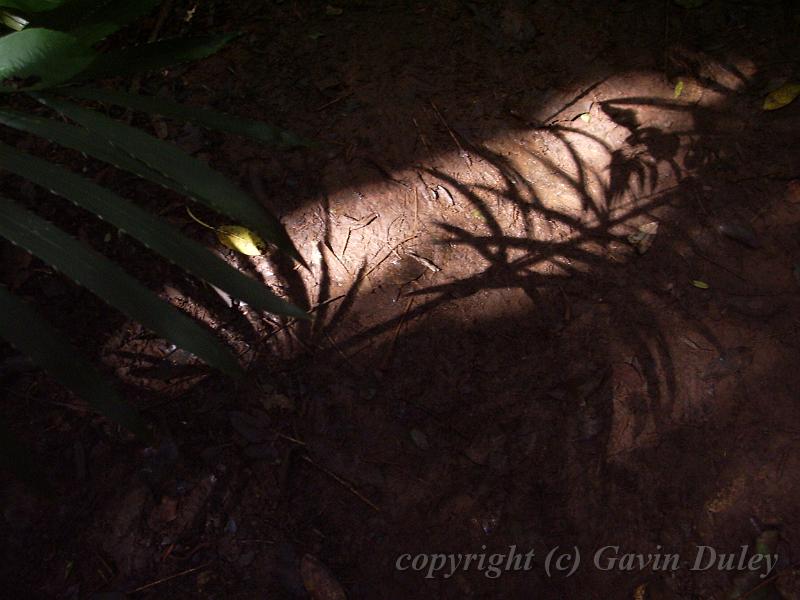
left=5, top=1, right=800, bottom=596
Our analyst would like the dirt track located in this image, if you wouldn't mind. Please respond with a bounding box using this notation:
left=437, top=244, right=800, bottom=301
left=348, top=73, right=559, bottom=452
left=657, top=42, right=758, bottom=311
left=2, top=1, right=800, bottom=598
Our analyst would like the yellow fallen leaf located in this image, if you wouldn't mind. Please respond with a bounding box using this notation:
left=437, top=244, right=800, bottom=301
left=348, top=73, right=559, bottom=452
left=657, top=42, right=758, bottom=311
left=301, top=554, right=347, bottom=600
left=216, top=226, right=265, bottom=256
left=674, top=79, right=684, bottom=98
left=691, top=280, right=710, bottom=289
left=186, top=206, right=266, bottom=256
left=763, top=82, right=800, bottom=110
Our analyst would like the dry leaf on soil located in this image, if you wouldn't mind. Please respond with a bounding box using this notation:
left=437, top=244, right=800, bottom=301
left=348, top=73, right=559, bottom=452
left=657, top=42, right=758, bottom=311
left=763, top=82, right=800, bottom=110
left=301, top=554, right=347, bottom=600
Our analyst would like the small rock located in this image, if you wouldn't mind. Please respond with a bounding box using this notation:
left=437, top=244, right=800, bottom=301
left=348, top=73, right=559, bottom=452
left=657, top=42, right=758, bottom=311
left=717, top=222, right=761, bottom=249
left=627, top=221, right=659, bottom=254
left=479, top=514, right=499, bottom=535
left=578, top=408, right=604, bottom=440
left=409, top=428, right=430, bottom=450
left=224, top=516, right=237, bottom=535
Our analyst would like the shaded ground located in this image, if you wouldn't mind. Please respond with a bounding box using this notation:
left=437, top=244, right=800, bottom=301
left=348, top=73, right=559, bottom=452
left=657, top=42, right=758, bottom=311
left=2, top=0, right=800, bottom=598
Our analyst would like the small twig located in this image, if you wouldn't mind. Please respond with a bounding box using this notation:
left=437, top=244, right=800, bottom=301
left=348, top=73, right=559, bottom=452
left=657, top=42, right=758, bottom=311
left=342, top=213, right=377, bottom=258
left=413, top=116, right=434, bottom=161
left=541, top=78, right=607, bottom=125
left=160, top=543, right=176, bottom=562
left=363, top=157, right=411, bottom=189
left=262, top=295, right=346, bottom=341
left=323, top=240, right=351, bottom=276
left=386, top=214, right=406, bottom=240
left=693, top=249, right=748, bottom=283
left=95, top=552, right=114, bottom=580
left=316, top=91, right=353, bottom=112
left=407, top=251, right=441, bottom=273
left=285, top=321, right=315, bottom=352
left=325, top=332, right=359, bottom=372
left=309, top=294, right=347, bottom=312
left=277, top=432, right=306, bottom=446
left=414, top=186, right=419, bottom=232
left=364, top=234, right=419, bottom=278
left=430, top=100, right=471, bottom=166
left=148, top=0, right=175, bottom=43
left=185, top=206, right=257, bottom=247
left=381, top=297, right=414, bottom=371
left=342, top=228, right=352, bottom=259
left=128, top=563, right=211, bottom=594
left=301, top=454, right=380, bottom=512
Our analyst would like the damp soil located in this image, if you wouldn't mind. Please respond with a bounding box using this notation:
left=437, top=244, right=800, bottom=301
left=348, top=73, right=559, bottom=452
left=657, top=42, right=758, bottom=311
left=2, top=1, right=800, bottom=599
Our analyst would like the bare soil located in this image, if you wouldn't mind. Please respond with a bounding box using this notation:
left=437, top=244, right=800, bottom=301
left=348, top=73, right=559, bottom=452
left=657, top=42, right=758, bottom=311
left=3, top=1, right=800, bottom=599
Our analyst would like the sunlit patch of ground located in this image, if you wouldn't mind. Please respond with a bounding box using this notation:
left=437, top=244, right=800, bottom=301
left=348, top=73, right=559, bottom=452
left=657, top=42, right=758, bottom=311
left=17, top=2, right=800, bottom=597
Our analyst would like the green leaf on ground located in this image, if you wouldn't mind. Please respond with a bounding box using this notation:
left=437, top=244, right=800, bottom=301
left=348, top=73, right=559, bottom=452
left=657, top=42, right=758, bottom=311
left=0, top=1, right=65, bottom=13
left=0, top=284, right=147, bottom=438
left=0, top=106, right=176, bottom=188
left=0, top=418, right=52, bottom=496
left=31, top=0, right=161, bottom=43
left=0, top=27, right=95, bottom=90
left=33, top=94, right=304, bottom=263
left=0, top=142, right=308, bottom=318
left=0, top=199, right=243, bottom=377
left=78, top=33, right=239, bottom=80
left=59, top=85, right=312, bottom=148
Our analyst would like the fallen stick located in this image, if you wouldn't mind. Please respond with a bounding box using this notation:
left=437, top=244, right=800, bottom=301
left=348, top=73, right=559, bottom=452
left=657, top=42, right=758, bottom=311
left=128, top=563, right=211, bottom=594
left=301, top=454, right=380, bottom=512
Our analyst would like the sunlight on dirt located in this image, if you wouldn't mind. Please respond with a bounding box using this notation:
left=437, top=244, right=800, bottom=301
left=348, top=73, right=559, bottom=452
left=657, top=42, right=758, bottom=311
left=14, top=2, right=799, bottom=597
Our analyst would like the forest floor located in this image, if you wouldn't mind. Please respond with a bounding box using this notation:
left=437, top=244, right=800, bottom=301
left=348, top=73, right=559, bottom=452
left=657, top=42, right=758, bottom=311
left=3, top=1, right=800, bottom=598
